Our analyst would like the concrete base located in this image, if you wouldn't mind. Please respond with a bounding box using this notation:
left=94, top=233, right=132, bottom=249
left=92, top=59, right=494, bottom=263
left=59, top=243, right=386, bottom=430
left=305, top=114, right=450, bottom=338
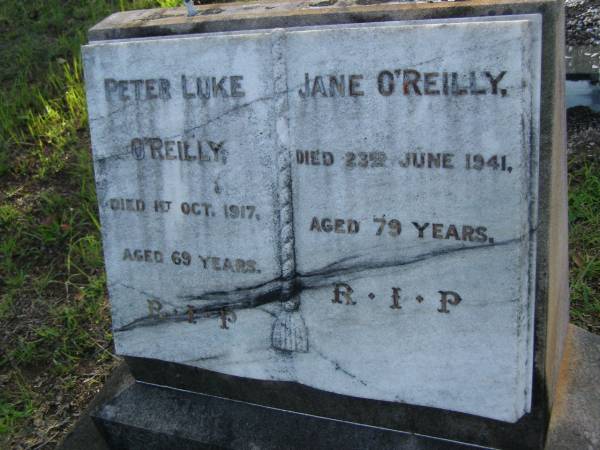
left=545, top=325, right=600, bottom=449
left=58, top=324, right=599, bottom=450
left=91, top=383, right=479, bottom=450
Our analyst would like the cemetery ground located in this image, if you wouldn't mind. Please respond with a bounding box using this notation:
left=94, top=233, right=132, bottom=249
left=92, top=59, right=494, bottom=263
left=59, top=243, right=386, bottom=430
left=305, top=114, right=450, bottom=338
left=0, top=0, right=598, bottom=448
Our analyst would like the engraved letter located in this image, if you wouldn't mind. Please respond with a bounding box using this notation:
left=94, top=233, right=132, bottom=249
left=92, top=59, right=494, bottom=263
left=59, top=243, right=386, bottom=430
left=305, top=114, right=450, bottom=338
left=118, top=80, right=130, bottom=101
left=390, top=287, right=401, bottom=309
left=104, top=78, right=118, bottom=101
left=469, top=72, right=486, bottom=95
left=437, top=291, right=462, bottom=313
left=403, top=70, right=422, bottom=95
left=451, top=73, right=467, bottom=95
left=310, top=216, right=321, bottom=232
left=212, top=77, right=229, bottom=97
left=147, top=299, right=162, bottom=317
left=131, top=138, right=145, bottom=160
left=299, top=73, right=310, bottom=98
left=424, top=72, right=440, bottom=95
left=181, top=75, right=196, bottom=99
left=159, top=78, right=171, bottom=99
left=208, top=140, right=225, bottom=161
left=312, top=76, right=327, bottom=97
left=349, top=75, right=364, bottom=97
left=329, top=75, right=345, bottom=97
left=332, top=283, right=355, bottom=305
left=377, top=70, right=395, bottom=96
left=230, top=76, right=245, bottom=97
left=484, top=71, right=507, bottom=95
left=145, top=79, right=158, bottom=99
left=412, top=222, right=430, bottom=238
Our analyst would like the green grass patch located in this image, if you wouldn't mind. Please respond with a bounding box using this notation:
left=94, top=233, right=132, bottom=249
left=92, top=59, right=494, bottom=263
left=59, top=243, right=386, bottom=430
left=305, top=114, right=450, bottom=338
left=0, top=0, right=178, bottom=446
left=568, top=158, right=600, bottom=332
left=0, top=397, right=34, bottom=436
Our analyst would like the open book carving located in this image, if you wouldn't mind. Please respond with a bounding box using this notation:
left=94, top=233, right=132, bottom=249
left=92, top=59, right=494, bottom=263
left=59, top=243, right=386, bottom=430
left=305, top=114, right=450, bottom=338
left=83, top=17, right=540, bottom=422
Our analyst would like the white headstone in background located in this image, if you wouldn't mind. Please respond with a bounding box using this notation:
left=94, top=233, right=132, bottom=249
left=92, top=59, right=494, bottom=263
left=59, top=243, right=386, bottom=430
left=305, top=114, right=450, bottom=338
left=83, top=15, right=541, bottom=423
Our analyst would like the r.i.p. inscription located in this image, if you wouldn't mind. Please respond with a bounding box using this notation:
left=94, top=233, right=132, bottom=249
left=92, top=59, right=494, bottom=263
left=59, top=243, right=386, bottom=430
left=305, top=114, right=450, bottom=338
left=84, top=16, right=541, bottom=423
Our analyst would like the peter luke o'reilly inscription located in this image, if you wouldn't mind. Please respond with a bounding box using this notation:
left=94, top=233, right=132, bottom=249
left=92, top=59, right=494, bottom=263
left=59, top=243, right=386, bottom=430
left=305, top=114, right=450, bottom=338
left=103, top=67, right=511, bottom=330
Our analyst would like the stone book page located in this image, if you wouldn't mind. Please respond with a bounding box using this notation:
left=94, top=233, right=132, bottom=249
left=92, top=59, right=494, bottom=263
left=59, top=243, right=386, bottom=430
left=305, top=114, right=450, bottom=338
left=84, top=31, right=284, bottom=327
left=83, top=16, right=541, bottom=423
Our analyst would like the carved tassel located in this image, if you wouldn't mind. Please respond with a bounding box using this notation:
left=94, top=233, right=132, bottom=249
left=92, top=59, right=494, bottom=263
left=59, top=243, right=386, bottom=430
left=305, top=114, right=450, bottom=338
left=271, top=299, right=308, bottom=353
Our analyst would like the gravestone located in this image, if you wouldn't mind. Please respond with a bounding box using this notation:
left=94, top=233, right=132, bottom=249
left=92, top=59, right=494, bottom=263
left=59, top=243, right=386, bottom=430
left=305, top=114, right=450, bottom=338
left=82, top=0, right=568, bottom=448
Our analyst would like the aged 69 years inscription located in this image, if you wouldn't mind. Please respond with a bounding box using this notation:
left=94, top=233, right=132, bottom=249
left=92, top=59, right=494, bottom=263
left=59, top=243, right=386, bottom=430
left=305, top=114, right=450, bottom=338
left=83, top=16, right=541, bottom=423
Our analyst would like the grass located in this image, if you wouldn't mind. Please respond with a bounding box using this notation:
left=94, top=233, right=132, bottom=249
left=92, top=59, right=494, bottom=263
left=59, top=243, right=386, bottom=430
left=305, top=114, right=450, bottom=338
left=567, top=112, right=600, bottom=332
left=0, top=1, right=183, bottom=447
left=570, top=163, right=600, bottom=331
left=0, top=0, right=598, bottom=447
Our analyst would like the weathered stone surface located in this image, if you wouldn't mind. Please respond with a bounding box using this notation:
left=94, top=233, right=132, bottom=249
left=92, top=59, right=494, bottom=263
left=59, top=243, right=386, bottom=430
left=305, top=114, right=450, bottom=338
left=84, top=15, right=542, bottom=423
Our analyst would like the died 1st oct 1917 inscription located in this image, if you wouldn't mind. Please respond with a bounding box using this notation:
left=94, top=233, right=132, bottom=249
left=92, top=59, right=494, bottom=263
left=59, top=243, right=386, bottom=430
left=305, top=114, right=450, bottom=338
left=83, top=16, right=541, bottom=423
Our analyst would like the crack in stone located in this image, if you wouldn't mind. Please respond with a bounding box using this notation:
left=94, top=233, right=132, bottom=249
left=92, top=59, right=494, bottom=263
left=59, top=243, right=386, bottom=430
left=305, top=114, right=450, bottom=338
left=179, top=277, right=285, bottom=303
left=256, top=306, right=278, bottom=318
left=89, top=103, right=133, bottom=123
left=113, top=235, right=527, bottom=333
left=180, top=353, right=227, bottom=364
left=93, top=150, right=131, bottom=164
left=312, top=347, right=368, bottom=387
left=179, top=94, right=276, bottom=137
left=111, top=282, right=163, bottom=302
left=90, top=83, right=303, bottom=154
left=297, top=235, right=523, bottom=286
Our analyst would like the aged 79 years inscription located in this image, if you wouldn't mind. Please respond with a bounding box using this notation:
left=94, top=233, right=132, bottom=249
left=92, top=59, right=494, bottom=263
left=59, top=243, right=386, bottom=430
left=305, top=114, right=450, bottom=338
left=83, top=16, right=541, bottom=423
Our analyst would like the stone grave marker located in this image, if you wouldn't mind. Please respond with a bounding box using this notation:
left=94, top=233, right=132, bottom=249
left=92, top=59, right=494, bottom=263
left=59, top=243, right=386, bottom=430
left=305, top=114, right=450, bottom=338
left=83, top=0, right=568, bottom=448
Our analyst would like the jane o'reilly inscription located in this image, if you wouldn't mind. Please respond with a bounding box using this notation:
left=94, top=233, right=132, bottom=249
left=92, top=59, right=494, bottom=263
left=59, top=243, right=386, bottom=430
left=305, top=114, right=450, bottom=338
left=83, top=16, right=541, bottom=423
left=102, top=70, right=508, bottom=102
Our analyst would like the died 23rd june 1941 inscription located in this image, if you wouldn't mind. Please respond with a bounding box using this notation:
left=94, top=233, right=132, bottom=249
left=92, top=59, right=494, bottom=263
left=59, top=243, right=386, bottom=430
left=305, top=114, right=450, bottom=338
left=83, top=16, right=541, bottom=422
